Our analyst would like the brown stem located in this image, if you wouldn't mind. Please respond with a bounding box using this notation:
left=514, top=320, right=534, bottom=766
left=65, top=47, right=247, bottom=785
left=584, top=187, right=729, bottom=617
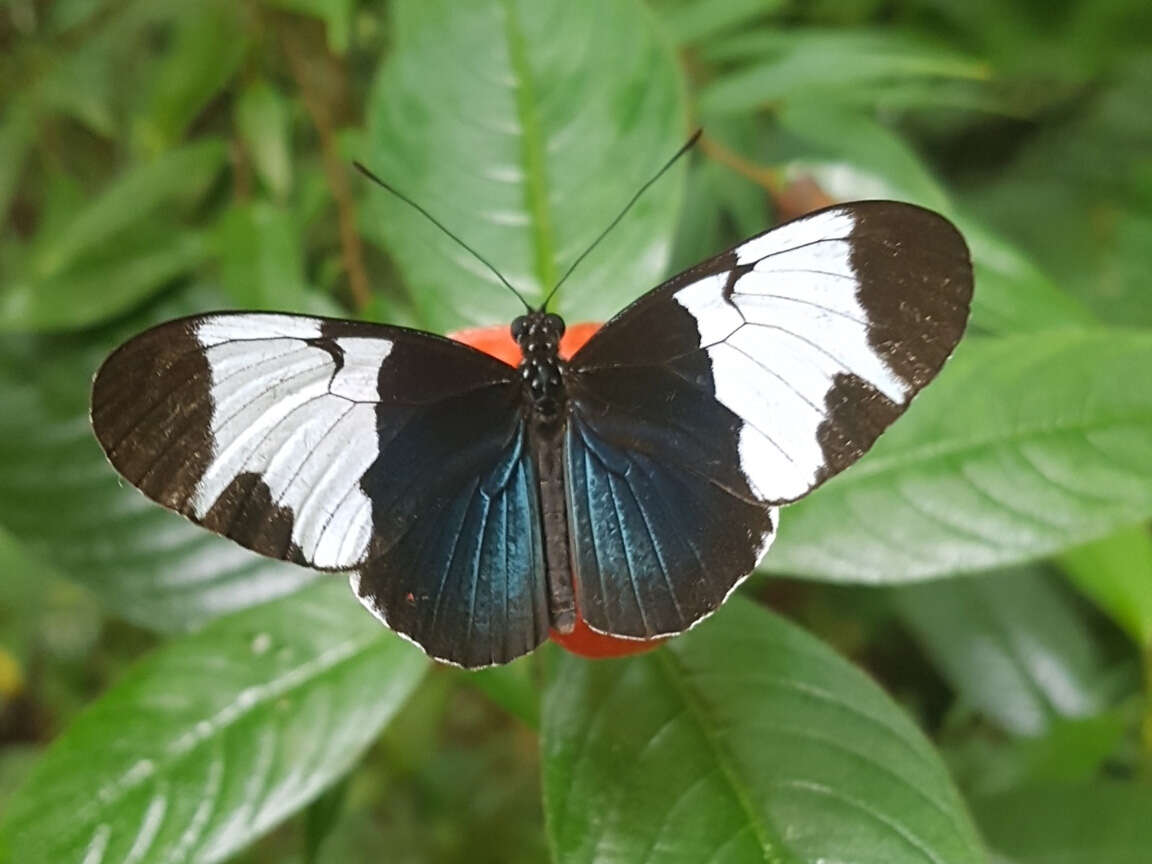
left=279, top=21, right=372, bottom=313
left=699, top=132, right=782, bottom=194
left=700, top=132, right=838, bottom=221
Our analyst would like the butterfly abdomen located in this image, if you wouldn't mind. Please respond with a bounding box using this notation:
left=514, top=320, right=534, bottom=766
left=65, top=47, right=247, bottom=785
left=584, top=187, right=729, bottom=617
left=532, top=419, right=577, bottom=635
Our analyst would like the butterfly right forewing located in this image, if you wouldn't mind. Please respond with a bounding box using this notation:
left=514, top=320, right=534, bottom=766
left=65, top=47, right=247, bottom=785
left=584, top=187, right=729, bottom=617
left=565, top=202, right=973, bottom=638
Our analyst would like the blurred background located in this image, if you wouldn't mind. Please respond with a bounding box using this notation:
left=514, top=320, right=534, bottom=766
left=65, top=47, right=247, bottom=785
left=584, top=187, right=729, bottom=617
left=2, top=0, right=1152, bottom=861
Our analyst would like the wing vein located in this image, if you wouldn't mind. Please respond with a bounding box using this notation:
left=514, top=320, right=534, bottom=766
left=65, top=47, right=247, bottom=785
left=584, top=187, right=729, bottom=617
left=618, top=458, right=686, bottom=628
left=605, top=471, right=650, bottom=636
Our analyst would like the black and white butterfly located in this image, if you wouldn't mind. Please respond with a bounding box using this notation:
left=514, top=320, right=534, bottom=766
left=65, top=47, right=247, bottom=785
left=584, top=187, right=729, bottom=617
left=91, top=155, right=971, bottom=668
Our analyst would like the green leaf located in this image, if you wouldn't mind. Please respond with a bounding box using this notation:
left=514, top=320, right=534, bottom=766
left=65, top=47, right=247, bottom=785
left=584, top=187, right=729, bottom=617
left=0, top=98, right=34, bottom=222
left=34, top=35, right=119, bottom=138
left=1060, top=526, right=1152, bottom=646
left=0, top=581, right=427, bottom=864
left=363, top=0, right=687, bottom=331
left=764, top=329, right=1152, bottom=581
left=28, top=139, right=227, bottom=279
left=214, top=201, right=309, bottom=310
left=133, top=1, right=248, bottom=153
left=769, top=107, right=1095, bottom=334
left=893, top=567, right=1111, bottom=735
left=973, top=781, right=1152, bottom=864
left=32, top=1, right=187, bottom=139
left=654, top=0, right=785, bottom=45
left=0, top=227, right=209, bottom=333
left=543, top=597, right=985, bottom=864
left=700, top=29, right=992, bottom=116
left=0, top=289, right=316, bottom=632
left=962, top=57, right=1152, bottom=328
left=235, top=82, right=294, bottom=201
left=954, top=216, right=1097, bottom=335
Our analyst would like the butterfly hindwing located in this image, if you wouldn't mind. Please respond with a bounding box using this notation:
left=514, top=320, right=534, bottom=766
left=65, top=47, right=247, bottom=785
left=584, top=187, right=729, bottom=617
left=565, top=409, right=778, bottom=639
left=354, top=421, right=550, bottom=667
left=566, top=201, right=972, bottom=637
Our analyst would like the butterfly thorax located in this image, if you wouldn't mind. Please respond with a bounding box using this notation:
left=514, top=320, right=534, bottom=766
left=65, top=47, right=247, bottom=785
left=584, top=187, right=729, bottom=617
left=511, top=312, right=566, bottom=419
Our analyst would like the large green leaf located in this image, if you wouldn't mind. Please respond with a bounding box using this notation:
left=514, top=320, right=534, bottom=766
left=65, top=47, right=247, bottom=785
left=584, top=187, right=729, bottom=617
left=0, top=291, right=314, bottom=632
left=0, top=581, right=427, bottom=864
left=363, top=0, right=686, bottom=331
left=954, top=216, right=1096, bottom=335
left=893, top=568, right=1111, bottom=735
left=973, top=781, right=1152, bottom=864
left=764, top=329, right=1152, bottom=581
left=700, top=29, right=994, bottom=116
left=543, top=597, right=985, bottom=864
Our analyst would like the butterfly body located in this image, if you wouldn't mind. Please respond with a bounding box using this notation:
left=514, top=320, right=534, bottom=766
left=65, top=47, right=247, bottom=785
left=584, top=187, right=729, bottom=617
left=92, top=201, right=972, bottom=667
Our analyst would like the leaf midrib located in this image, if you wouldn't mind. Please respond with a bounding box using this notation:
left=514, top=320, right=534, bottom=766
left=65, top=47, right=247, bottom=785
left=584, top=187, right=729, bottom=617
left=655, top=649, right=792, bottom=864
left=502, top=0, right=557, bottom=298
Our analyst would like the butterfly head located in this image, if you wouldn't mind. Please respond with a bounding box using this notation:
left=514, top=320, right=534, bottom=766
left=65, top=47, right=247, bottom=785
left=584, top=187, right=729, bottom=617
left=511, top=312, right=564, bottom=347
left=511, top=312, right=566, bottom=418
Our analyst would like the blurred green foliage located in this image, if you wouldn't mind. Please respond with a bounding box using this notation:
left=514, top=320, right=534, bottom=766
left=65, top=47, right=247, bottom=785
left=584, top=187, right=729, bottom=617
left=1, top=0, right=1151, bottom=862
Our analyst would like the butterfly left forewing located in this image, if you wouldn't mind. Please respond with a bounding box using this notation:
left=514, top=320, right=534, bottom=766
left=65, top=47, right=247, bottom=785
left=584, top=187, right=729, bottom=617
left=93, top=311, right=552, bottom=666
left=566, top=201, right=972, bottom=637
left=91, top=312, right=522, bottom=571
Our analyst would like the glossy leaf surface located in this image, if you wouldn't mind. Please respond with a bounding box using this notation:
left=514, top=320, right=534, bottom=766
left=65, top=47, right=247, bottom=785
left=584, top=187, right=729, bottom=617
left=0, top=582, right=426, bottom=864
left=543, top=598, right=985, bottom=864
left=362, top=0, right=686, bottom=330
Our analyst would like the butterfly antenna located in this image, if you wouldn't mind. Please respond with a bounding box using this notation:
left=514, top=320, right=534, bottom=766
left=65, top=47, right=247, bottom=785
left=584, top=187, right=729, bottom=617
left=540, top=128, right=702, bottom=312
left=353, top=161, right=533, bottom=312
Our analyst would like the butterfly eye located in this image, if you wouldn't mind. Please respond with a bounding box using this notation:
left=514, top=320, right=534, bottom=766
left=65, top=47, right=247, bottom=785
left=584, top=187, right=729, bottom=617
left=544, top=313, right=565, bottom=337
left=510, top=316, right=529, bottom=342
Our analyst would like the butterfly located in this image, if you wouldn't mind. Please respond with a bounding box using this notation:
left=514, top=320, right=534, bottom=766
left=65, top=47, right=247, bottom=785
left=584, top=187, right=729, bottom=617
left=90, top=140, right=972, bottom=668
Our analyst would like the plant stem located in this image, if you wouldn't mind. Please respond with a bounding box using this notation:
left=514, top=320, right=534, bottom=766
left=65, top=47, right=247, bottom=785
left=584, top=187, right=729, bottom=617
left=279, top=19, right=372, bottom=313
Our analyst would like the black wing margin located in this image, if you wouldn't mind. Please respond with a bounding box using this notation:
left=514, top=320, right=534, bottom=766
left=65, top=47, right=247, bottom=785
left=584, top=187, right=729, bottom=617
left=565, top=202, right=972, bottom=637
